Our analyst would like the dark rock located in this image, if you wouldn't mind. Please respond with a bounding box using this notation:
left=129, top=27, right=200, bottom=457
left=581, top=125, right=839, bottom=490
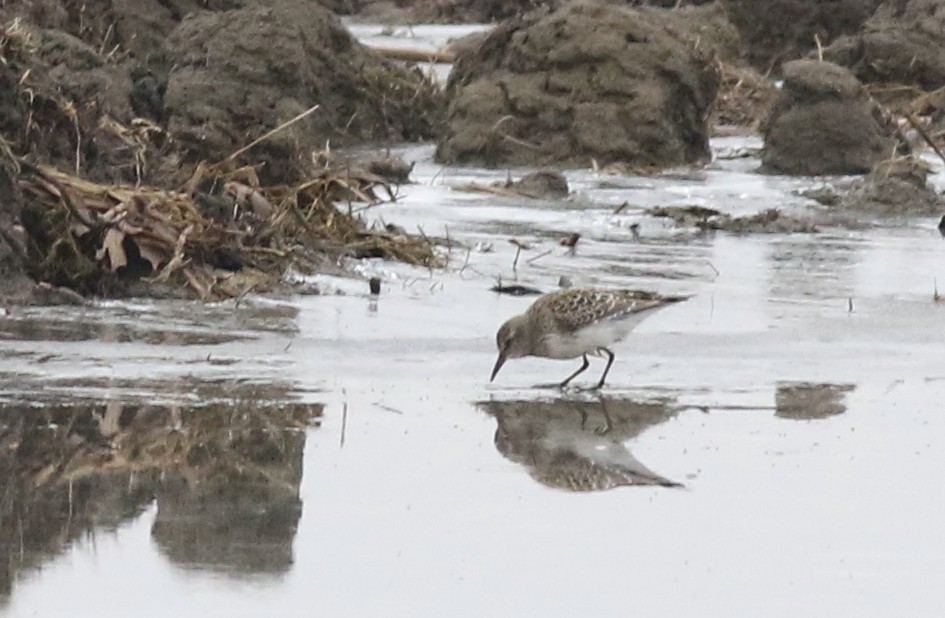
left=761, top=60, right=894, bottom=175
left=840, top=156, right=945, bottom=214
left=437, top=1, right=719, bottom=169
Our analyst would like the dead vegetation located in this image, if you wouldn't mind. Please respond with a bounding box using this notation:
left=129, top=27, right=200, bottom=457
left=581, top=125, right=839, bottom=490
left=15, top=151, right=442, bottom=300
left=0, top=16, right=443, bottom=302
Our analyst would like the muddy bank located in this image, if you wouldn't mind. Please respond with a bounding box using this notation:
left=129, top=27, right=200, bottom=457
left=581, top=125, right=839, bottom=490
left=0, top=2, right=442, bottom=187
left=0, top=5, right=445, bottom=304
left=436, top=1, right=719, bottom=168
left=723, top=0, right=882, bottom=71
left=822, top=0, right=945, bottom=91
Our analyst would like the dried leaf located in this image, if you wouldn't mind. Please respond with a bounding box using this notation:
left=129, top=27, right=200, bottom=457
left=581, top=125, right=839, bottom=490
left=95, top=228, right=127, bottom=271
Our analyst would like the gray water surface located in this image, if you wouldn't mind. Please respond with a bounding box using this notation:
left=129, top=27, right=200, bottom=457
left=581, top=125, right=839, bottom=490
left=3, top=89, right=945, bottom=618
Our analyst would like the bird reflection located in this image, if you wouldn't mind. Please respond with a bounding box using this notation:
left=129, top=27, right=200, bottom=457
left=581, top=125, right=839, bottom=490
left=0, top=383, right=321, bottom=602
left=478, top=396, right=681, bottom=491
left=775, top=382, right=855, bottom=420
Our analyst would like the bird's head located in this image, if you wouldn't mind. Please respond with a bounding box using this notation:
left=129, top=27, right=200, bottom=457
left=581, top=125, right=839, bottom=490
left=491, top=314, right=532, bottom=382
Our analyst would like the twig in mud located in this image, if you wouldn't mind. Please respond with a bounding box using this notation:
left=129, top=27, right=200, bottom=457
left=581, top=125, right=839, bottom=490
left=218, top=103, right=321, bottom=165
left=373, top=403, right=405, bottom=416
left=526, top=248, right=553, bottom=264
left=340, top=401, right=348, bottom=448
left=814, top=33, right=823, bottom=61
left=233, top=283, right=255, bottom=309
left=459, top=247, right=472, bottom=275
left=613, top=201, right=630, bottom=215
left=848, top=297, right=854, bottom=312
left=935, top=279, right=942, bottom=302
left=704, top=260, right=720, bottom=277
left=491, top=116, right=541, bottom=151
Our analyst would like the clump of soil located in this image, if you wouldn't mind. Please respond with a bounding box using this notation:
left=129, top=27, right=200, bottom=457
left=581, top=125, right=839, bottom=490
left=700, top=208, right=819, bottom=233
left=164, top=2, right=442, bottom=186
left=647, top=204, right=818, bottom=233
left=512, top=171, right=570, bottom=199
left=775, top=382, right=854, bottom=420
left=722, top=0, right=883, bottom=71
left=647, top=205, right=724, bottom=226
left=840, top=156, right=945, bottom=215
left=0, top=2, right=442, bottom=188
left=453, top=170, right=569, bottom=199
left=822, top=0, right=945, bottom=91
left=436, top=1, right=720, bottom=169
left=761, top=59, right=895, bottom=175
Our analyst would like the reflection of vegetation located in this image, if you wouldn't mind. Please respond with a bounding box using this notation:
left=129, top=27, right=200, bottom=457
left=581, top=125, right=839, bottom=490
left=775, top=382, right=855, bottom=420
left=0, top=382, right=322, bottom=602
left=0, top=299, right=299, bottom=345
left=478, top=396, right=681, bottom=491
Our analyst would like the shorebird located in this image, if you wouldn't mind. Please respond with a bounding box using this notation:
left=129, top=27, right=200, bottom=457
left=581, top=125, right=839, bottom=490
left=490, top=288, right=689, bottom=389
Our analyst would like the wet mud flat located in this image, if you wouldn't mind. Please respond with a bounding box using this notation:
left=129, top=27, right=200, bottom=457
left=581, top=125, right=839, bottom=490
left=2, top=134, right=945, bottom=616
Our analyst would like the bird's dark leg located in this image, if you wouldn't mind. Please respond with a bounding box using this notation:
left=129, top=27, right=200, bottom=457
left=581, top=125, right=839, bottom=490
left=590, top=347, right=616, bottom=390
left=596, top=396, right=613, bottom=435
left=559, top=354, right=590, bottom=389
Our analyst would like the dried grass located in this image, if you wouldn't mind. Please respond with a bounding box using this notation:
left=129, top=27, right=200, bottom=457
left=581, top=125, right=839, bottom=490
left=17, top=152, right=442, bottom=300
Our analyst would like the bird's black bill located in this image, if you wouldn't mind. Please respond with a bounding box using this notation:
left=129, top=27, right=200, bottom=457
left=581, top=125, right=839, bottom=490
left=490, top=354, right=506, bottom=382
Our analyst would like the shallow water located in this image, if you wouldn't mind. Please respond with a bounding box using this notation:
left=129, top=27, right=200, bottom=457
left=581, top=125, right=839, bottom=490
left=3, top=23, right=945, bottom=615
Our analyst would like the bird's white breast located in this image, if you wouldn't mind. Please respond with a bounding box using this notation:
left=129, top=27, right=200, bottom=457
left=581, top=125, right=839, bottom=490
left=540, top=311, right=650, bottom=359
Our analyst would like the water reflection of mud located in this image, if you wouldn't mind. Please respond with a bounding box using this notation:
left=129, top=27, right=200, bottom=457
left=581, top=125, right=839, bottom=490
left=775, top=382, right=855, bottom=420
left=477, top=397, right=680, bottom=491
left=767, top=237, right=861, bottom=303
left=0, top=301, right=298, bottom=344
left=0, top=382, right=322, bottom=602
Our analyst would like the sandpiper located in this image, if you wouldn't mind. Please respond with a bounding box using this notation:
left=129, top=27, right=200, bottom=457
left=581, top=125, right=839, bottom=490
left=490, top=288, right=689, bottom=389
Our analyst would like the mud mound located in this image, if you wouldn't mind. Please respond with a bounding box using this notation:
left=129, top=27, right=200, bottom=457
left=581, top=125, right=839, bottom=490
left=164, top=2, right=441, bottom=185
left=762, top=60, right=894, bottom=175
left=0, top=2, right=442, bottom=187
left=840, top=156, right=945, bottom=214
left=0, top=23, right=166, bottom=187
left=0, top=0, right=245, bottom=63
left=722, top=0, right=882, bottom=70
left=436, top=1, right=719, bottom=169
left=822, top=0, right=945, bottom=90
